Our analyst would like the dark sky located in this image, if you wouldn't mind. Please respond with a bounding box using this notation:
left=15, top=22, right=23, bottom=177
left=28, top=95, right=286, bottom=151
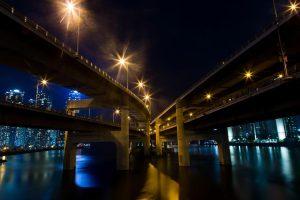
left=0, top=0, right=283, bottom=116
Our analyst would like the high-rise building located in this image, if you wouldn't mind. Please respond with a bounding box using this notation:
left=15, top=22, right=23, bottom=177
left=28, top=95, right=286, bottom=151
left=5, top=89, right=25, bottom=104
left=14, top=127, right=26, bottom=147
left=56, top=131, right=65, bottom=147
left=36, top=90, right=52, bottom=110
left=0, top=126, right=11, bottom=148
left=283, top=117, right=298, bottom=138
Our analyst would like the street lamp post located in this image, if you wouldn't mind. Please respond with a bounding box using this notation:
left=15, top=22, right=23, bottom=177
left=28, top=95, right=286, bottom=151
left=61, top=0, right=81, bottom=54
left=272, top=0, right=289, bottom=77
left=76, top=7, right=80, bottom=54
left=35, top=79, right=48, bottom=107
left=144, top=93, right=151, bottom=115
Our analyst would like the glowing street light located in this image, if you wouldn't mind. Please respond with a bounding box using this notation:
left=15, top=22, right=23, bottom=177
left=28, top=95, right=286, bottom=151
left=288, top=1, right=299, bottom=13
left=66, top=1, right=75, bottom=12
left=41, top=79, right=48, bottom=86
left=137, top=79, right=146, bottom=90
left=143, top=92, right=152, bottom=114
left=244, top=70, right=253, bottom=80
left=205, top=93, right=212, bottom=100
left=144, top=93, right=151, bottom=102
left=189, top=112, right=193, bottom=117
left=278, top=73, right=284, bottom=79
left=36, top=78, right=48, bottom=107
left=116, top=55, right=130, bottom=88
left=113, top=108, right=120, bottom=123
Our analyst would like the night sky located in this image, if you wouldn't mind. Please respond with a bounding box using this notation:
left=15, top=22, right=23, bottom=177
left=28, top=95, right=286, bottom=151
left=0, top=0, right=282, bottom=116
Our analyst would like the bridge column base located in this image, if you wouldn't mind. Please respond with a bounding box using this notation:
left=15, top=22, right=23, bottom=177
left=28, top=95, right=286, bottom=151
left=155, top=119, right=162, bottom=156
left=63, top=132, right=77, bottom=170
left=111, top=108, right=129, bottom=170
left=176, top=103, right=190, bottom=167
left=217, top=131, right=231, bottom=165
left=112, top=131, right=129, bottom=170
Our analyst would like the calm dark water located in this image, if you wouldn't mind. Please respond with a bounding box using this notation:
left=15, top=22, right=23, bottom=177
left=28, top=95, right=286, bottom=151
left=1, top=146, right=300, bottom=200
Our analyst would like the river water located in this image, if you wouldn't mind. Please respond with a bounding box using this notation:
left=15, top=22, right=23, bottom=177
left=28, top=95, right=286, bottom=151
left=0, top=146, right=300, bottom=200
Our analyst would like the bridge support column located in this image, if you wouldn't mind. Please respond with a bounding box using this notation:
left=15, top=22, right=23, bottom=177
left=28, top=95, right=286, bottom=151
left=176, top=103, right=190, bottom=167
left=217, top=130, right=231, bottom=165
left=144, top=120, right=151, bottom=156
left=63, top=132, right=77, bottom=170
left=155, top=119, right=162, bottom=156
left=112, top=108, right=129, bottom=170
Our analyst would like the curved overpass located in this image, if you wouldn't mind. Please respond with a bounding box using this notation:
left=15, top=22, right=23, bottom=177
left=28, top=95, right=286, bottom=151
left=152, top=13, right=300, bottom=133
left=0, top=1, right=149, bottom=121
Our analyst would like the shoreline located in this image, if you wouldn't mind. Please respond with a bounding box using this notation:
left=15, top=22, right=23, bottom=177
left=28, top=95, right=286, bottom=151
left=0, top=147, right=63, bottom=156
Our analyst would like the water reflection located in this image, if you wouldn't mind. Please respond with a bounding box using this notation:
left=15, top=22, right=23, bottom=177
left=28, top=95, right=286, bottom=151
left=75, top=154, right=101, bottom=188
left=280, top=147, right=293, bottom=182
left=137, top=163, right=179, bottom=200
left=0, top=147, right=299, bottom=199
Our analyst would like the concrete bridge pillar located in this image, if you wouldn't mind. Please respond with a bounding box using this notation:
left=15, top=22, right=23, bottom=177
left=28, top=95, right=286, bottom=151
left=176, top=102, right=190, bottom=167
left=217, top=130, right=231, bottom=165
left=112, top=108, right=129, bottom=170
left=155, top=119, right=162, bottom=156
left=63, top=132, right=77, bottom=170
left=144, top=120, right=151, bottom=156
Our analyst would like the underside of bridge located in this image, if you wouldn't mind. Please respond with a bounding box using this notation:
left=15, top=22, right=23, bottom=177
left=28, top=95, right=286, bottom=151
left=151, top=14, right=300, bottom=167
left=0, top=3, right=151, bottom=171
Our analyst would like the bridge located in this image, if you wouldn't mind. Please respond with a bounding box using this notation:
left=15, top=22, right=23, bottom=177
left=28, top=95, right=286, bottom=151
left=1, top=0, right=300, bottom=172
left=0, top=1, right=151, bottom=171
left=0, top=101, right=145, bottom=134
left=151, top=13, right=300, bottom=167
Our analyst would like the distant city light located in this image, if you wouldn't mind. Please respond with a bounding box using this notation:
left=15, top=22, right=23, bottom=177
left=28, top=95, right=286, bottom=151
left=13, top=89, right=20, bottom=92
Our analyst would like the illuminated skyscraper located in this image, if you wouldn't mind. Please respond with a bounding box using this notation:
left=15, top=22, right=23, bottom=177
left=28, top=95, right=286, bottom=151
left=36, top=90, right=52, bottom=110
left=283, top=117, right=298, bottom=138
left=14, top=127, right=26, bottom=147
left=0, top=126, right=12, bottom=148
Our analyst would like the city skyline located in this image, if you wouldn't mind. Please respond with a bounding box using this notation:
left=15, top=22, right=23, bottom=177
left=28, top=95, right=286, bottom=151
left=0, top=87, right=66, bottom=150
